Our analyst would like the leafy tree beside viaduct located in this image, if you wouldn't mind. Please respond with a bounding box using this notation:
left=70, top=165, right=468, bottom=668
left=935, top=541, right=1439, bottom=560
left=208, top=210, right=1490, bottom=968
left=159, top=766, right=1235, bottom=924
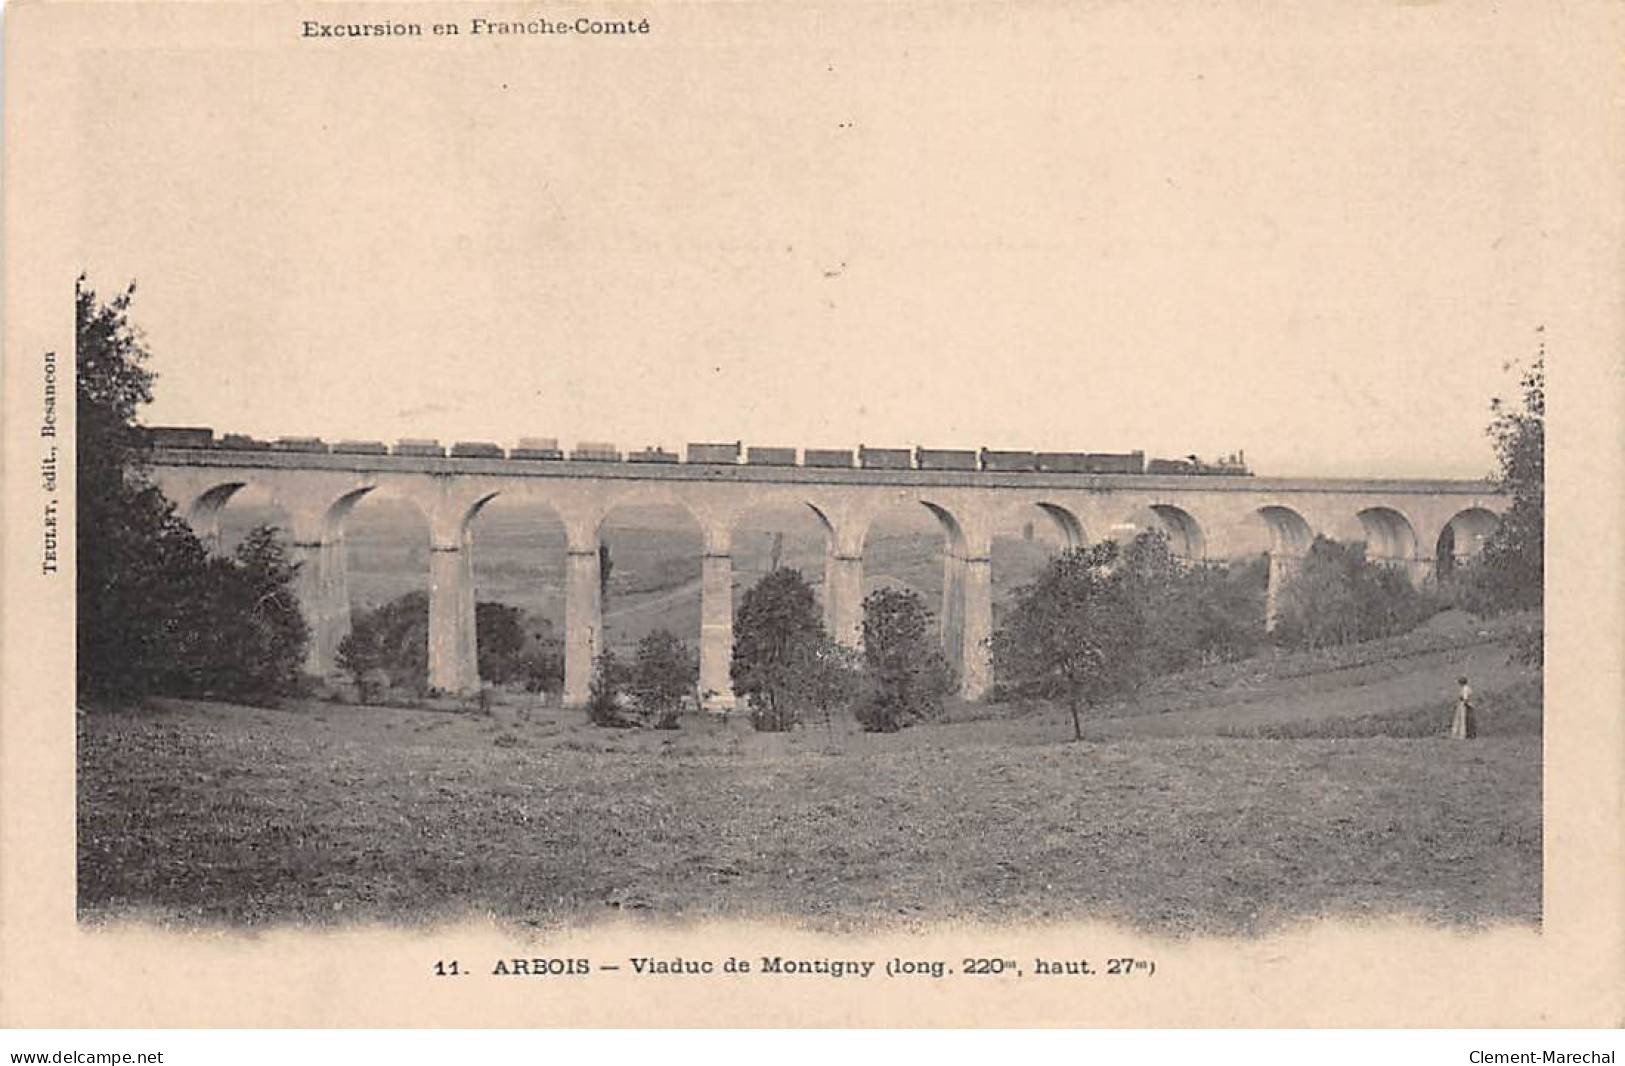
left=77, top=280, right=308, bottom=705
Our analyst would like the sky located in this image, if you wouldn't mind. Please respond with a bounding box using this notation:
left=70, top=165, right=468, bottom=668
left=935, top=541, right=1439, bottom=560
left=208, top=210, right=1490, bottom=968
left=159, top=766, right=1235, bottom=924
left=74, top=4, right=1553, bottom=479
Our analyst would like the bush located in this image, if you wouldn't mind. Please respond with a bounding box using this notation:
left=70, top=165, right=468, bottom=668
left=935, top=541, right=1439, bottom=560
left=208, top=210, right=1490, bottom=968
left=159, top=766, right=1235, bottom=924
left=476, top=605, right=566, bottom=694
left=586, top=649, right=636, bottom=728
left=748, top=635, right=862, bottom=735
left=336, top=618, right=384, bottom=703
left=854, top=587, right=953, bottom=733
left=1119, top=531, right=1265, bottom=673
left=343, top=592, right=430, bottom=694
left=792, top=637, right=862, bottom=735
left=339, top=594, right=559, bottom=697
left=517, top=620, right=566, bottom=695
left=748, top=701, right=795, bottom=734
left=1175, top=563, right=1269, bottom=666
left=1509, top=621, right=1543, bottom=669
left=629, top=629, right=697, bottom=729
left=1274, top=536, right=1433, bottom=650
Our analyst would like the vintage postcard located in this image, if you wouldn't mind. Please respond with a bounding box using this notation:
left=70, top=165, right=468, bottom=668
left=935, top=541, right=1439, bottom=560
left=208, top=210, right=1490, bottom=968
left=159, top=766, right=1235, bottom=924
left=2, top=0, right=1621, bottom=1028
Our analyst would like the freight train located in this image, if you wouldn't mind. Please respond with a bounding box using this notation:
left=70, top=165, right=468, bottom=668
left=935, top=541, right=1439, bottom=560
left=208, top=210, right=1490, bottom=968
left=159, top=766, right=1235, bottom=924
left=139, top=427, right=1252, bottom=476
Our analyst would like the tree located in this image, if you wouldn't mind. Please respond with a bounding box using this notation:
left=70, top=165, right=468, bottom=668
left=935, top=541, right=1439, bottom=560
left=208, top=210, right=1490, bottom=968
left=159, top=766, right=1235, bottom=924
left=78, top=278, right=190, bottom=701
left=991, top=544, right=1146, bottom=742
left=76, top=279, right=154, bottom=504
left=629, top=629, right=697, bottom=728
left=336, top=615, right=386, bottom=703
left=517, top=618, right=566, bottom=695
left=475, top=601, right=528, bottom=685
left=79, top=481, right=213, bottom=702
left=731, top=568, right=826, bottom=732
left=1090, top=531, right=1265, bottom=676
left=1463, top=351, right=1544, bottom=614
left=1274, top=538, right=1362, bottom=650
left=77, top=279, right=310, bottom=705
left=196, top=526, right=310, bottom=701
left=854, top=586, right=954, bottom=733
left=1162, top=560, right=1268, bottom=666
left=1116, top=532, right=1188, bottom=674
left=1274, top=536, right=1431, bottom=650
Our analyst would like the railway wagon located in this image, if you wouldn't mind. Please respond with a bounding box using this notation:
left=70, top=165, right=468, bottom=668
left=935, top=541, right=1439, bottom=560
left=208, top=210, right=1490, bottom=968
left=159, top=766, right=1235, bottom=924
left=572, top=441, right=622, bottom=462
left=218, top=433, right=272, bottom=451
left=145, top=425, right=215, bottom=449
left=915, top=447, right=978, bottom=471
left=1034, top=452, right=1088, bottom=472
left=803, top=448, right=854, bottom=468
left=746, top=446, right=797, bottom=466
left=981, top=448, right=1039, bottom=472
left=271, top=436, right=330, bottom=453
left=687, top=441, right=742, bottom=464
left=628, top=446, right=680, bottom=464
left=859, top=445, right=912, bottom=470
left=1146, top=457, right=1197, bottom=475
left=331, top=440, right=389, bottom=455
left=1087, top=451, right=1146, bottom=474
left=450, top=441, right=505, bottom=459
left=394, top=438, right=447, bottom=458
left=511, top=437, right=564, bottom=460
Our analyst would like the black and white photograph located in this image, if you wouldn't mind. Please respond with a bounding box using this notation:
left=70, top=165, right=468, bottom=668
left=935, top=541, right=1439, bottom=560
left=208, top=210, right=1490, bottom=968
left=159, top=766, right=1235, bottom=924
left=3, top=0, right=1621, bottom=1036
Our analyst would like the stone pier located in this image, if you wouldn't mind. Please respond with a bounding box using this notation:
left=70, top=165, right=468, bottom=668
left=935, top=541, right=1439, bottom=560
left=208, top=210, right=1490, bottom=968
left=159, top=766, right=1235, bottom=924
left=699, top=542, right=736, bottom=711
left=562, top=542, right=602, bottom=708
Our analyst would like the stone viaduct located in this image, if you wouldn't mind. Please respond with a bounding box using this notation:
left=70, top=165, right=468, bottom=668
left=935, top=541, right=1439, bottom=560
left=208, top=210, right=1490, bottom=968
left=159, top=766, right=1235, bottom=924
left=145, top=444, right=1505, bottom=709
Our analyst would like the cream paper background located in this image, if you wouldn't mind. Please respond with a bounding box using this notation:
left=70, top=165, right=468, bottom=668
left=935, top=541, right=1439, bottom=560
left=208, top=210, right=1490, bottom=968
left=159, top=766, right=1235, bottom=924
left=3, top=0, right=1621, bottom=1027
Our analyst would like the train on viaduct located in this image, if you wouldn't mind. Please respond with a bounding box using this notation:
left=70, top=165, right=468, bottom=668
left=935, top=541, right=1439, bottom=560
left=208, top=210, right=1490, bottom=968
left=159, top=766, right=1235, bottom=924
left=140, top=428, right=1505, bottom=711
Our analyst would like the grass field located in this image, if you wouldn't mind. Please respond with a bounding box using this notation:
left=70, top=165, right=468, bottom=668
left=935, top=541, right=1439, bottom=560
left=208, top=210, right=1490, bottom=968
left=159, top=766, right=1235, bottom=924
left=78, top=624, right=1541, bottom=935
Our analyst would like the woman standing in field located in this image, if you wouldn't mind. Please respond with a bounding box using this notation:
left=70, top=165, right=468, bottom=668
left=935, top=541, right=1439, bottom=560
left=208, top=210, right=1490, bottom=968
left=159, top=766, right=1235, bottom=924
left=1450, top=675, right=1477, bottom=739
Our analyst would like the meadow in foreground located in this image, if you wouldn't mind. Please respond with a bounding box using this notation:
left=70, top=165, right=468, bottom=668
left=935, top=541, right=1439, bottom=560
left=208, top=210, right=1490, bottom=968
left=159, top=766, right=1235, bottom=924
left=78, top=635, right=1540, bottom=936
